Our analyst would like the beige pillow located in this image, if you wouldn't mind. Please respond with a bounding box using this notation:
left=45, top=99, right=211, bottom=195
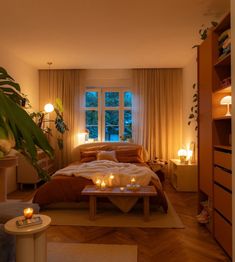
left=97, top=150, right=118, bottom=162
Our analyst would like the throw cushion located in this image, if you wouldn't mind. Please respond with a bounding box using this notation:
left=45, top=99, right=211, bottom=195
left=80, top=151, right=97, bottom=163
left=97, top=150, right=118, bottom=162
left=116, top=148, right=144, bottom=163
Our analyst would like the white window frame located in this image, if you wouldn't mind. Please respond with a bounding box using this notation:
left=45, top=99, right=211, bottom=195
left=85, top=87, right=132, bottom=141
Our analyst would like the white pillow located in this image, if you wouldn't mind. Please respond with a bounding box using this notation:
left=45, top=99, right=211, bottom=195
left=97, top=150, right=118, bottom=162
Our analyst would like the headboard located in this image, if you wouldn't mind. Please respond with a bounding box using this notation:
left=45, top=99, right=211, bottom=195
left=72, top=142, right=149, bottom=163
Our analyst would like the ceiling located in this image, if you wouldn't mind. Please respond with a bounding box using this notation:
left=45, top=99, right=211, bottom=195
left=0, top=0, right=230, bottom=69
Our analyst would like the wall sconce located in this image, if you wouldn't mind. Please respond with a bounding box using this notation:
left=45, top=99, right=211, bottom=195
left=220, top=95, right=232, bottom=116
left=178, top=148, right=187, bottom=163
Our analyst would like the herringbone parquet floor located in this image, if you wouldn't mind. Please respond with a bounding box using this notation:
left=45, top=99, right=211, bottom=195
left=9, top=180, right=230, bottom=261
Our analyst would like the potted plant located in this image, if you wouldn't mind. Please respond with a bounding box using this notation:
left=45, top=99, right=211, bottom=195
left=0, top=66, right=54, bottom=181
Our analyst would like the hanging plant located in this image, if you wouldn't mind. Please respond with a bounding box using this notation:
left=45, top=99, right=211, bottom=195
left=188, top=83, right=198, bottom=131
left=192, top=21, right=218, bottom=48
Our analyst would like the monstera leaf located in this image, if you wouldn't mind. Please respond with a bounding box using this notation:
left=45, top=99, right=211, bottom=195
left=0, top=67, right=54, bottom=181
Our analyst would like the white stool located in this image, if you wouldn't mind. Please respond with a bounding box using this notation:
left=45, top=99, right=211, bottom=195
left=4, top=214, right=51, bottom=262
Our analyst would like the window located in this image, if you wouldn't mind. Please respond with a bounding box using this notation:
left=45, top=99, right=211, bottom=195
left=85, top=88, right=132, bottom=141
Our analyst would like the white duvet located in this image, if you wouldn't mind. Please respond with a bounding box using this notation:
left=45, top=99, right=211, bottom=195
left=53, top=160, right=158, bottom=187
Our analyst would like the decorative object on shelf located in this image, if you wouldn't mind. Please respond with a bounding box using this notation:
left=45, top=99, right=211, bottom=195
left=220, top=95, right=232, bottom=116
left=23, top=207, right=34, bottom=219
left=177, top=148, right=187, bottom=163
left=188, top=83, right=198, bottom=131
left=218, top=28, right=231, bottom=60
left=119, top=187, right=125, bottom=192
left=0, top=66, right=54, bottom=181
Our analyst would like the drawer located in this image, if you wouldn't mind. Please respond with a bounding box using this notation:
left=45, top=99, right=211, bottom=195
left=214, top=184, right=232, bottom=222
left=214, top=211, right=232, bottom=257
left=214, top=150, right=231, bottom=170
left=214, top=166, right=232, bottom=191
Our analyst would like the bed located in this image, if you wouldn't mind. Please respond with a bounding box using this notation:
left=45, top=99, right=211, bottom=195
left=33, top=142, right=168, bottom=213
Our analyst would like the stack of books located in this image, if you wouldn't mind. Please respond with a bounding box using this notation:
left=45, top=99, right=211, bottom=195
left=218, top=28, right=231, bottom=60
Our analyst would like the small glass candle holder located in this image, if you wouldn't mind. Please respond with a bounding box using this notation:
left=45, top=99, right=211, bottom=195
left=100, top=180, right=106, bottom=190
left=95, top=178, right=101, bottom=189
left=108, top=173, right=114, bottom=187
left=130, top=177, right=136, bottom=185
left=23, top=207, right=34, bottom=219
left=120, top=187, right=125, bottom=192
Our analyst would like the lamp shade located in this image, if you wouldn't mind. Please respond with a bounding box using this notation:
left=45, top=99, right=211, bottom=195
left=220, top=95, right=232, bottom=116
left=177, top=149, right=187, bottom=157
left=220, top=95, right=232, bottom=105
left=44, top=103, right=54, bottom=113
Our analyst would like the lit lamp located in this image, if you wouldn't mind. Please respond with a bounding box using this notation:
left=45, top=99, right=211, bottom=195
left=23, top=207, right=34, bottom=219
left=178, top=149, right=187, bottom=163
left=44, top=103, right=54, bottom=113
left=220, top=95, right=232, bottom=116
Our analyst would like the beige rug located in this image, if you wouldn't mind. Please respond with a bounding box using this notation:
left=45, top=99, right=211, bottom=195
left=42, top=195, right=184, bottom=228
left=48, top=242, right=137, bottom=262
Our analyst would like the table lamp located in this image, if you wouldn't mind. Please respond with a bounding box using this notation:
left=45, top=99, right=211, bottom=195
left=220, top=95, right=232, bottom=116
left=178, top=149, right=187, bottom=163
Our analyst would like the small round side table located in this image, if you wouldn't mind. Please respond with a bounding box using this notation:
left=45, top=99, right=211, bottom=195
left=4, top=214, right=51, bottom=262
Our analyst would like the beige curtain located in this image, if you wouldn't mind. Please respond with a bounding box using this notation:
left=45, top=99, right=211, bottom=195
left=132, top=69, right=182, bottom=161
left=39, top=69, right=82, bottom=168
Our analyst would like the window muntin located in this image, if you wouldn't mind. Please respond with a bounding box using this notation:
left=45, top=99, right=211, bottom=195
left=85, top=88, right=132, bottom=141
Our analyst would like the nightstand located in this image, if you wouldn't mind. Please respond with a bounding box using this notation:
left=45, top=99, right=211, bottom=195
left=169, top=159, right=198, bottom=192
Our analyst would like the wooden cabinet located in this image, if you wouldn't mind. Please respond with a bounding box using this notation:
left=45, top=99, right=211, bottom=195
left=17, top=150, right=55, bottom=190
left=169, top=159, right=198, bottom=192
left=198, top=13, right=232, bottom=257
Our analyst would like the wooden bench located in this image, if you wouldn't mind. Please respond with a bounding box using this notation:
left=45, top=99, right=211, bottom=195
left=81, top=185, right=157, bottom=221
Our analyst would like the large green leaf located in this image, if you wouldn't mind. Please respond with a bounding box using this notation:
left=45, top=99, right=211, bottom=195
left=0, top=67, right=15, bottom=81
left=0, top=90, right=54, bottom=180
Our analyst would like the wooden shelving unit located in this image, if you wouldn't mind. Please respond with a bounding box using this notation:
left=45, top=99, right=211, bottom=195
left=198, top=12, right=232, bottom=257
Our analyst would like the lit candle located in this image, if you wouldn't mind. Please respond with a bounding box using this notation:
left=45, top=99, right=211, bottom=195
left=101, top=180, right=106, bottom=190
left=95, top=178, right=101, bottom=188
left=120, top=187, right=125, bottom=192
left=23, top=208, right=34, bottom=219
left=108, top=173, right=114, bottom=187
left=131, top=177, right=136, bottom=185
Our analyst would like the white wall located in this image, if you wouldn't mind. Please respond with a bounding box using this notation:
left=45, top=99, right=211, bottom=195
left=182, top=50, right=198, bottom=157
left=231, top=1, right=234, bottom=260
left=0, top=46, right=39, bottom=111
left=0, top=46, right=39, bottom=193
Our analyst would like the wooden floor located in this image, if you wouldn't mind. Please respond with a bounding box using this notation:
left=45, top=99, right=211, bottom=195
left=9, top=180, right=230, bottom=262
